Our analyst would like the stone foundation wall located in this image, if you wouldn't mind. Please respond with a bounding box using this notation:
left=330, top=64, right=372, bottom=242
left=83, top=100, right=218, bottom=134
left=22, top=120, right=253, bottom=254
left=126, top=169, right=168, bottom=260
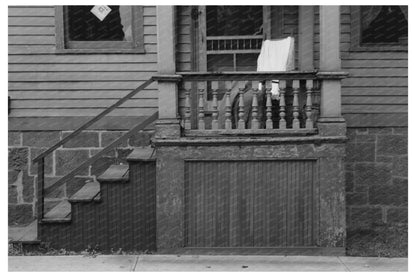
left=345, top=127, right=408, bottom=229
left=8, top=130, right=154, bottom=226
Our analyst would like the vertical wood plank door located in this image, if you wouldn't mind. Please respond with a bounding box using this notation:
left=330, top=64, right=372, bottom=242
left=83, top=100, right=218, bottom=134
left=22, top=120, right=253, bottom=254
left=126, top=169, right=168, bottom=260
left=184, top=160, right=318, bottom=248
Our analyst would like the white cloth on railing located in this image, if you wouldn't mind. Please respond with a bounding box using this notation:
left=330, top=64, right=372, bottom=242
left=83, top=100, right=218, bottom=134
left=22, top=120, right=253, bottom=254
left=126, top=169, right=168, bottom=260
left=257, top=37, right=295, bottom=98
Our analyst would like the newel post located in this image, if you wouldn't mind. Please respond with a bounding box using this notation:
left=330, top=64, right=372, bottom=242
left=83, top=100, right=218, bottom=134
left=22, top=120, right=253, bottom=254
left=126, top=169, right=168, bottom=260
left=317, top=6, right=348, bottom=136
left=155, top=6, right=181, bottom=139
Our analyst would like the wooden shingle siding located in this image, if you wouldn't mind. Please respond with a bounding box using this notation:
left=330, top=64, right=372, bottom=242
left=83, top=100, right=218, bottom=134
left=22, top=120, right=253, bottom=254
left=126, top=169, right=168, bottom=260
left=8, top=6, right=158, bottom=120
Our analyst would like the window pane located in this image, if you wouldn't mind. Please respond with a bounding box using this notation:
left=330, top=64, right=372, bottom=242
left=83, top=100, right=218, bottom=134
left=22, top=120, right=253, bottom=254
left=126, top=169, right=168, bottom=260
left=361, top=6, right=408, bottom=44
left=67, top=5, right=132, bottom=41
left=206, top=6, right=263, bottom=36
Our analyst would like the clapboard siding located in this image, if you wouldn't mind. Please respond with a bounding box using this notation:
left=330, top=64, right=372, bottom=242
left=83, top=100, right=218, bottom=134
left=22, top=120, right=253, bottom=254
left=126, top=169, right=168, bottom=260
left=311, top=6, right=408, bottom=127
left=8, top=6, right=158, bottom=120
left=176, top=6, right=192, bottom=72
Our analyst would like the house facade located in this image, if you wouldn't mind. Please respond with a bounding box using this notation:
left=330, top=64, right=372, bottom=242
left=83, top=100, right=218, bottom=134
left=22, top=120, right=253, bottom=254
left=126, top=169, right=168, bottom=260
left=8, top=6, right=407, bottom=255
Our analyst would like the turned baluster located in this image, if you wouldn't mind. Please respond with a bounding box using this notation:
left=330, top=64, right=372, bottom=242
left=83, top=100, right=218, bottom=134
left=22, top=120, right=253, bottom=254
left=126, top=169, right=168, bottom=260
left=211, top=81, right=219, bottom=130
left=198, top=82, right=205, bottom=130
left=251, top=81, right=259, bottom=129
left=237, top=81, right=246, bottom=130
left=184, top=82, right=192, bottom=130
left=265, top=81, right=273, bottom=129
left=305, top=79, right=313, bottom=129
left=279, top=80, right=287, bottom=129
left=292, top=80, right=300, bottom=129
left=224, top=81, right=232, bottom=130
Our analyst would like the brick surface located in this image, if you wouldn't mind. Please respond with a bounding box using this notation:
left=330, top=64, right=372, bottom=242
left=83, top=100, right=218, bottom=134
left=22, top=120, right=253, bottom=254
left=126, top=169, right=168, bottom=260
left=62, top=131, right=99, bottom=148
left=42, top=177, right=66, bottom=199
left=393, top=127, right=408, bottom=135
left=345, top=171, right=354, bottom=192
left=393, top=156, right=407, bottom=177
left=29, top=148, right=53, bottom=176
left=369, top=178, right=407, bottom=206
left=376, top=156, right=393, bottom=163
left=346, top=192, right=367, bottom=205
left=8, top=132, right=21, bottom=146
left=66, top=177, right=94, bottom=198
left=346, top=143, right=375, bottom=162
left=377, top=135, right=407, bottom=156
left=368, top=127, right=393, bottom=135
left=55, top=149, right=89, bottom=176
left=22, top=172, right=35, bottom=203
left=354, top=163, right=392, bottom=189
left=129, top=131, right=153, bottom=147
left=348, top=206, right=383, bottom=229
left=9, top=185, right=17, bottom=204
left=101, top=131, right=128, bottom=147
left=117, top=148, right=134, bottom=163
left=8, top=204, right=33, bottom=225
left=387, top=208, right=408, bottom=223
left=9, top=169, right=20, bottom=184
left=22, top=131, right=60, bottom=148
left=8, top=147, right=28, bottom=171
left=91, top=156, right=116, bottom=177
left=90, top=148, right=116, bottom=158
left=355, top=134, right=376, bottom=143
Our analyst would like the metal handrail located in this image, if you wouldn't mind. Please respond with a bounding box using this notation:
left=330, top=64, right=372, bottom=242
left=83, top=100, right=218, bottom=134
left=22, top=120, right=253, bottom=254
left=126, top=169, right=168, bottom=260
left=34, top=77, right=156, bottom=221
left=33, top=78, right=155, bottom=163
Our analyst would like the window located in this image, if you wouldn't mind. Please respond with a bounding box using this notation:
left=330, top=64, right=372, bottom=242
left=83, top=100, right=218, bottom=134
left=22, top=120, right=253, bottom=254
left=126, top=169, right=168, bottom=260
left=56, top=6, right=144, bottom=53
left=351, top=6, right=408, bottom=51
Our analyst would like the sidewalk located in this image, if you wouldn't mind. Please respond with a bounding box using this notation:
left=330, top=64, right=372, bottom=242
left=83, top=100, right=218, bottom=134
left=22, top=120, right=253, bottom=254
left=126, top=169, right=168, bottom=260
left=8, top=254, right=408, bottom=271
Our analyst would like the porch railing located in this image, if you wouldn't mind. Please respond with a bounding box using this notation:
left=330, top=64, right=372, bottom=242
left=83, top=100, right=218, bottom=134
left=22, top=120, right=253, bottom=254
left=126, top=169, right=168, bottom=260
left=178, top=71, right=320, bottom=135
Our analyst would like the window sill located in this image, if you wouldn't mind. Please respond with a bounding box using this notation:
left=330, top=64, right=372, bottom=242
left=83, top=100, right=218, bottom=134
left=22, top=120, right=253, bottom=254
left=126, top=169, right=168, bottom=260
left=55, top=47, right=145, bottom=55
left=349, top=44, right=408, bottom=52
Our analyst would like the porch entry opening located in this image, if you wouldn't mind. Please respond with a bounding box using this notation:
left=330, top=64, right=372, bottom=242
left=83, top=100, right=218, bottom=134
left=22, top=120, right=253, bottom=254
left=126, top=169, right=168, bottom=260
left=184, top=160, right=318, bottom=247
left=205, top=6, right=263, bottom=72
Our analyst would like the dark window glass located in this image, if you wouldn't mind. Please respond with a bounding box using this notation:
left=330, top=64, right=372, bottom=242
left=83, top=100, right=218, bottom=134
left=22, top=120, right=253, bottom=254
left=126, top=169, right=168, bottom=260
left=68, top=6, right=127, bottom=41
left=361, top=6, right=408, bottom=44
left=206, top=6, right=263, bottom=36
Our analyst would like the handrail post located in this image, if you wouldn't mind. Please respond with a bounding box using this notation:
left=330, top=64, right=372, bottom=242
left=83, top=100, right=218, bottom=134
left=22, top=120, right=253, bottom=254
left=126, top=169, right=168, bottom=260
left=36, top=158, right=45, bottom=223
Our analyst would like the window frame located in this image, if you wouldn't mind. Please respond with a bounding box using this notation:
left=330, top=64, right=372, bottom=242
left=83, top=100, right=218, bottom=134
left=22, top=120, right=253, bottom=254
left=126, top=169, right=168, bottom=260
left=55, top=6, right=145, bottom=54
left=350, top=6, right=407, bottom=52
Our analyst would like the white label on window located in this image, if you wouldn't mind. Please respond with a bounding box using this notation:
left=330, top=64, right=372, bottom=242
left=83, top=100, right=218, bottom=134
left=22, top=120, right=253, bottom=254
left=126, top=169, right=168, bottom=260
left=90, top=5, right=111, bottom=21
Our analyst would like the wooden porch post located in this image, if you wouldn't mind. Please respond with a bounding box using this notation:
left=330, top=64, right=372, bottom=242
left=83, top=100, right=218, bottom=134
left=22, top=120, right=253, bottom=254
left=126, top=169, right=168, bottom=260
left=155, top=6, right=181, bottom=138
left=317, top=5, right=347, bottom=136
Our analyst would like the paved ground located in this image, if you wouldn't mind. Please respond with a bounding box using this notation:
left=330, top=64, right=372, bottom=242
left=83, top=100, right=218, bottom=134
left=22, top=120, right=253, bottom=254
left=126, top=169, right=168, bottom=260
left=8, top=255, right=408, bottom=271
